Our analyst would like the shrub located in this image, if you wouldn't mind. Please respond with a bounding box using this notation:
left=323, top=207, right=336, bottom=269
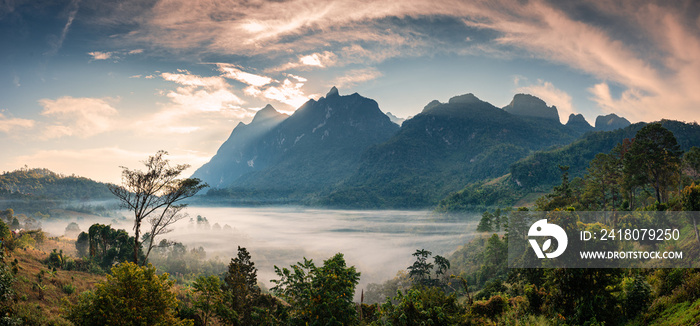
left=62, top=283, right=76, bottom=295
left=66, top=262, right=192, bottom=326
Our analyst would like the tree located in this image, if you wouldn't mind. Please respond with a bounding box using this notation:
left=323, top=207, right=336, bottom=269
left=192, top=275, right=223, bottom=326
left=272, top=253, right=360, bottom=326
left=684, top=146, right=700, bottom=179
left=682, top=183, right=700, bottom=242
left=407, top=249, right=433, bottom=285
left=624, top=124, right=682, bottom=204
left=77, top=224, right=142, bottom=270
left=476, top=211, right=493, bottom=232
left=221, top=246, right=260, bottom=325
left=374, top=287, right=467, bottom=325
left=66, top=262, right=192, bottom=326
left=109, top=151, right=207, bottom=264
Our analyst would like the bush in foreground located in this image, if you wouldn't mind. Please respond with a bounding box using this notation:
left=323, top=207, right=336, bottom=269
left=66, top=262, right=192, bottom=326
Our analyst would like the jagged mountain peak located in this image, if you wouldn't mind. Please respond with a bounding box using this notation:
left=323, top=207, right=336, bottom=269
left=503, top=93, right=559, bottom=122
left=326, top=86, right=339, bottom=98
left=566, top=113, right=591, bottom=126
left=565, top=113, right=594, bottom=133
left=251, top=104, right=285, bottom=124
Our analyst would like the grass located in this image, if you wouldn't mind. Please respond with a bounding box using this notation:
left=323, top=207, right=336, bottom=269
left=648, top=298, right=700, bottom=326
left=7, top=236, right=105, bottom=321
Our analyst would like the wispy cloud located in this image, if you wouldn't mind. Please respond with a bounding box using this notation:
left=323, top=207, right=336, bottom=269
left=217, top=64, right=273, bottom=87
left=261, top=78, right=314, bottom=110
left=46, top=0, right=80, bottom=56
left=38, top=96, right=119, bottom=138
left=133, top=70, right=245, bottom=135
left=0, top=112, right=35, bottom=133
left=334, top=67, right=383, bottom=88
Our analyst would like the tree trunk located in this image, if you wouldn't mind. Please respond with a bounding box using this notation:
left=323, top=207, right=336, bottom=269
left=655, top=186, right=661, bottom=204
left=134, top=223, right=140, bottom=265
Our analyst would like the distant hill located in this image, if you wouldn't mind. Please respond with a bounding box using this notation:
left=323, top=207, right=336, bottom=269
left=437, top=119, right=700, bottom=211
left=322, top=93, right=584, bottom=208
left=192, top=104, right=287, bottom=188
left=503, top=93, right=560, bottom=122
left=201, top=87, right=399, bottom=198
left=510, top=119, right=700, bottom=189
left=0, top=168, right=113, bottom=201
left=565, top=113, right=594, bottom=133
left=595, top=113, right=631, bottom=131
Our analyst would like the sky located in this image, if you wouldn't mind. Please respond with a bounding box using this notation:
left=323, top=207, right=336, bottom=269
left=1, top=0, right=699, bottom=184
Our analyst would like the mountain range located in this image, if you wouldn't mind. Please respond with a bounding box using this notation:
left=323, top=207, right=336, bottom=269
left=192, top=87, right=399, bottom=199
left=194, top=87, right=651, bottom=208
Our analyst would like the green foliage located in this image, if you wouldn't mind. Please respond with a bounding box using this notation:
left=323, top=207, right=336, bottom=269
left=192, top=275, right=223, bottom=326
left=471, top=294, right=508, bottom=319
left=0, top=243, right=15, bottom=320
left=544, top=268, right=622, bottom=325
left=75, top=224, right=143, bottom=271
left=476, top=208, right=506, bottom=232
left=622, top=274, right=651, bottom=319
left=683, top=146, right=700, bottom=179
left=272, top=253, right=360, bottom=326
left=624, top=123, right=682, bottom=204
left=510, top=120, right=700, bottom=191
left=66, top=262, right=192, bottom=326
left=373, top=286, right=468, bottom=325
left=62, top=283, right=76, bottom=295
left=406, top=249, right=452, bottom=290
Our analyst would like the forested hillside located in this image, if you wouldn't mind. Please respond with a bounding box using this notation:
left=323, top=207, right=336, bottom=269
left=439, top=120, right=700, bottom=211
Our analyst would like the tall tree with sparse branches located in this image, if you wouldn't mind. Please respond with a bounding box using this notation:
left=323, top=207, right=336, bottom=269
left=109, top=150, right=207, bottom=264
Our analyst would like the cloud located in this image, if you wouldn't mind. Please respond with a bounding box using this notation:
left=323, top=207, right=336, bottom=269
left=133, top=70, right=249, bottom=135
left=88, top=51, right=113, bottom=60
left=334, top=67, right=383, bottom=88
left=38, top=96, right=119, bottom=138
left=457, top=1, right=700, bottom=122
left=262, top=78, right=314, bottom=110
left=45, top=0, right=80, bottom=56
left=106, top=0, right=699, bottom=122
left=217, top=64, right=273, bottom=87
left=515, top=79, right=575, bottom=124
left=162, top=70, right=230, bottom=89
left=212, top=64, right=315, bottom=110
left=0, top=112, right=35, bottom=133
left=273, top=51, right=339, bottom=71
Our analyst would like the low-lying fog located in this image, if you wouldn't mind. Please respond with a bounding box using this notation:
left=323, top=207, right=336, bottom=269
left=43, top=206, right=479, bottom=290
